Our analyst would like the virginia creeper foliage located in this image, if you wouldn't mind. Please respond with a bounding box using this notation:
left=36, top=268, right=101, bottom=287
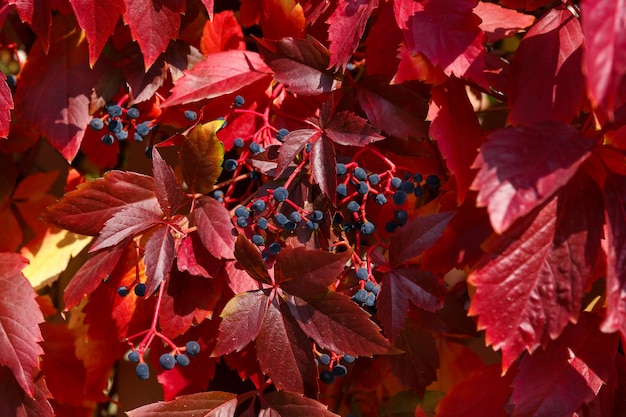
left=0, top=0, right=625, bottom=416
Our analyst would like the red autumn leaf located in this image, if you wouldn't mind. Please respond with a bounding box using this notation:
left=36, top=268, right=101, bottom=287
left=507, top=6, right=584, bottom=126
left=151, top=147, right=186, bottom=217
left=233, top=235, right=272, bottom=285
left=126, top=391, right=237, bottom=416
left=144, top=225, right=176, bottom=294
left=43, top=170, right=159, bottom=236
left=471, top=122, right=594, bottom=234
left=0, top=366, right=53, bottom=417
left=435, top=363, right=514, bottom=417
left=179, top=120, right=225, bottom=194
left=428, top=77, right=484, bottom=204
left=393, top=0, right=485, bottom=80
left=326, top=0, right=378, bottom=69
left=9, top=0, right=51, bottom=52
left=163, top=50, right=272, bottom=107
left=387, top=318, right=439, bottom=396
left=364, top=1, right=403, bottom=77
left=212, top=290, right=269, bottom=357
left=286, top=292, right=390, bottom=357
left=310, top=135, right=337, bottom=203
left=194, top=196, right=237, bottom=260
left=90, top=206, right=162, bottom=252
left=469, top=175, right=603, bottom=372
left=499, top=0, right=557, bottom=11
left=276, top=129, right=320, bottom=178
left=392, top=44, right=448, bottom=85
left=0, top=72, right=13, bottom=138
left=510, top=314, right=618, bottom=417
left=63, top=244, right=126, bottom=309
left=601, top=173, right=626, bottom=337
left=175, top=234, right=211, bottom=278
left=123, top=0, right=185, bottom=69
left=70, top=0, right=125, bottom=66
left=256, top=299, right=319, bottom=397
left=200, top=0, right=213, bottom=19
left=125, top=53, right=167, bottom=105
left=14, top=16, right=102, bottom=161
left=388, top=211, right=455, bottom=267
left=323, top=111, right=385, bottom=147
left=0, top=254, right=44, bottom=396
left=582, top=0, right=626, bottom=119
left=262, top=391, right=340, bottom=416
left=256, top=36, right=341, bottom=95
left=377, top=268, right=446, bottom=344
left=474, top=1, right=535, bottom=42
left=200, top=10, right=245, bottom=55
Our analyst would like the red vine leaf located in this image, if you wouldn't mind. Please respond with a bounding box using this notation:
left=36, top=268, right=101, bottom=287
left=152, top=147, right=186, bottom=217
left=262, top=391, right=340, bottom=416
left=471, top=122, right=594, bottom=235
left=276, top=129, right=319, bottom=179
left=200, top=10, right=245, bottom=55
left=0, top=254, right=44, bottom=396
left=71, top=0, right=125, bottom=66
left=0, top=73, right=13, bottom=138
left=0, top=366, right=53, bottom=417
left=310, top=135, right=337, bottom=203
left=43, top=170, right=159, bottom=236
left=126, top=391, right=237, bottom=416
left=499, top=0, right=552, bottom=10
left=507, top=6, right=584, bottom=126
left=90, top=206, right=162, bottom=252
left=323, top=111, right=385, bottom=147
left=233, top=235, right=272, bottom=285
left=194, top=196, right=236, bottom=260
left=144, top=225, right=176, bottom=295
left=9, top=0, right=51, bottom=52
left=474, top=2, right=535, bottom=42
left=180, top=120, right=225, bottom=195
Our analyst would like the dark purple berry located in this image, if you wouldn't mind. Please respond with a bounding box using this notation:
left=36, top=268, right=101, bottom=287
left=320, top=370, right=335, bottom=384
left=117, top=286, right=129, bottom=297
left=413, top=173, right=423, bottom=183
left=426, top=174, right=440, bottom=188
left=401, top=181, right=415, bottom=193
left=268, top=242, right=281, bottom=255
left=394, top=210, right=408, bottom=225
left=134, top=283, right=146, bottom=297
left=385, top=221, right=398, bottom=233
left=101, top=134, right=115, bottom=146
left=108, top=119, right=123, bottom=133
left=393, top=190, right=407, bottom=205
left=224, top=159, right=238, bottom=172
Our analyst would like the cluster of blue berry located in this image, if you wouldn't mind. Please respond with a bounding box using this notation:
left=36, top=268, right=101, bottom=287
left=116, top=282, right=147, bottom=297
left=317, top=352, right=356, bottom=384
left=129, top=341, right=200, bottom=380
left=351, top=266, right=380, bottom=308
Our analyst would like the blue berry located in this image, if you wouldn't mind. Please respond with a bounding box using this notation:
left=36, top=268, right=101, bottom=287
left=336, top=183, right=348, bottom=197
left=233, top=137, right=244, bottom=148
left=249, top=171, right=260, bottom=181
left=341, top=354, right=355, bottom=364
left=159, top=353, right=176, bottom=370
left=401, top=181, right=415, bottom=193
left=90, top=118, right=104, bottom=130
left=364, top=293, right=376, bottom=307
left=107, top=104, right=122, bottom=117
left=273, top=187, right=289, bottom=202
left=134, top=283, right=146, bottom=296
left=268, top=242, right=281, bottom=255
left=249, top=142, right=261, bottom=154
left=234, top=206, right=250, bottom=218
left=336, top=163, right=347, bottom=176
left=356, top=182, right=368, bottom=195
left=371, top=284, right=380, bottom=295
left=289, top=212, right=302, bottom=223
left=393, top=190, right=407, bottom=205
left=117, top=286, right=129, bottom=297
left=276, top=128, right=289, bottom=141
left=368, top=174, right=380, bottom=185
left=319, top=354, right=331, bottom=366
left=213, top=190, right=224, bottom=201
left=426, top=174, right=440, bottom=188
left=332, top=364, right=348, bottom=377
left=413, top=173, right=423, bottom=183
left=394, top=210, right=408, bottom=226
left=128, top=351, right=140, bottom=362
left=320, top=370, right=335, bottom=384
left=275, top=213, right=288, bottom=226
left=375, top=194, right=387, bottom=205
left=252, top=200, right=266, bottom=212
left=385, top=221, right=398, bottom=233
left=284, top=221, right=297, bottom=231
left=414, top=186, right=424, bottom=197
left=252, top=234, right=265, bottom=245
left=365, top=280, right=376, bottom=292
left=353, top=167, right=367, bottom=181
left=257, top=217, right=269, bottom=230
left=115, top=130, right=128, bottom=141
left=311, top=210, right=323, bottom=221
left=186, top=341, right=200, bottom=356
left=356, top=268, right=368, bottom=280
left=305, top=143, right=312, bottom=153
left=108, top=119, right=123, bottom=133
left=361, top=222, right=375, bottom=235
left=127, top=107, right=140, bottom=119
left=347, top=201, right=360, bottom=212
left=136, top=122, right=151, bottom=136
left=234, top=95, right=245, bottom=107
left=391, top=177, right=402, bottom=189
left=136, top=363, right=150, bottom=380
left=133, top=132, right=144, bottom=142
left=176, top=354, right=190, bottom=367
left=224, top=159, right=238, bottom=172
left=184, top=110, right=198, bottom=122
left=306, top=220, right=318, bottom=230
left=101, top=134, right=114, bottom=146
left=236, top=216, right=248, bottom=227
left=352, top=289, right=368, bottom=303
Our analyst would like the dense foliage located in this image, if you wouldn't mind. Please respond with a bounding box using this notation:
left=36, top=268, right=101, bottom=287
left=0, top=0, right=625, bottom=416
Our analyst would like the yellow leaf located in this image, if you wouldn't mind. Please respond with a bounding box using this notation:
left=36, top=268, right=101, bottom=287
left=180, top=119, right=225, bottom=194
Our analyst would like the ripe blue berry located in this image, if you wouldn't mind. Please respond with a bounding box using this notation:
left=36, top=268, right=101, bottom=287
left=336, top=183, right=348, bottom=197
left=136, top=363, right=150, bottom=380
left=213, top=190, right=224, bottom=201
left=108, top=119, right=123, bottom=133
left=224, top=159, right=238, bottom=172
left=273, top=187, right=289, bottom=202
left=275, top=213, right=288, bottom=226
left=393, top=190, right=407, bottom=205
left=319, top=354, right=331, bottom=366
left=116, top=129, right=129, bottom=140
left=176, top=354, right=190, bottom=367
left=341, top=354, right=355, bottom=364
left=252, top=200, right=266, bottom=212
left=352, top=289, right=368, bottom=303
left=159, top=353, right=176, bottom=370
left=364, top=293, right=376, bottom=307
left=276, top=128, right=289, bottom=141
left=365, top=280, right=376, bottom=292
left=136, top=122, right=151, bottom=136
left=413, top=173, right=423, bottom=183
left=236, top=216, right=248, bottom=227
left=347, top=201, right=360, bottom=212
left=233, top=137, right=244, bottom=148
left=356, top=182, right=368, bottom=195
left=134, top=283, right=146, bottom=297
left=401, top=181, right=415, bottom=193
left=368, top=173, right=380, bottom=185
left=101, top=134, right=114, bottom=146
left=289, top=212, right=302, bottom=223
left=371, top=284, right=380, bottom=295
left=391, top=177, right=402, bottom=189
left=90, top=118, right=104, bottom=130
left=107, top=104, right=122, bottom=117
left=127, top=107, right=140, bottom=119
left=353, top=167, right=367, bottom=181
left=306, top=220, right=318, bottom=230
left=268, top=242, right=281, bottom=255
left=375, top=194, right=387, bottom=205
left=134, top=132, right=144, bottom=142
left=184, top=110, right=198, bottom=122
left=414, top=186, right=424, bottom=197
left=186, top=341, right=200, bottom=356
left=311, top=210, right=323, bottom=221
left=117, top=286, right=129, bottom=297
left=234, top=206, right=250, bottom=218
left=360, top=222, right=375, bottom=235
left=426, top=174, right=440, bottom=187
left=249, top=171, right=261, bottom=181
left=356, top=268, right=368, bottom=280
left=128, top=351, right=140, bottom=362
left=249, top=142, right=261, bottom=154
left=394, top=210, right=408, bottom=226
left=257, top=217, right=269, bottom=230
left=332, top=364, right=348, bottom=377
left=336, top=163, right=347, bottom=176
left=234, top=95, right=245, bottom=107
left=320, top=370, right=335, bottom=384
left=385, top=221, right=398, bottom=233
left=252, top=234, right=265, bottom=245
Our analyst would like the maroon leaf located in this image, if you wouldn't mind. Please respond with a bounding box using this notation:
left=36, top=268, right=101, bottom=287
left=144, top=225, right=176, bottom=295
left=256, top=36, right=340, bottom=95
left=601, top=173, right=626, bottom=337
left=43, top=170, right=159, bottom=236
left=71, top=0, right=125, bottom=65
left=310, top=135, right=337, bottom=203
left=0, top=72, right=13, bottom=138
left=63, top=243, right=126, bottom=309
left=212, top=290, right=269, bottom=357
left=469, top=176, right=603, bottom=372
left=152, top=147, right=186, bottom=217
left=125, top=52, right=167, bottom=105
left=9, top=0, right=51, bottom=52
left=388, top=211, right=455, bottom=267
left=0, top=366, right=53, bottom=417
left=507, top=6, right=585, bottom=125
left=510, top=314, right=617, bottom=417
left=262, top=391, right=340, bottom=416
left=256, top=299, right=318, bottom=397
left=163, top=50, right=272, bottom=107
left=123, top=0, right=185, bottom=69
left=276, top=129, right=320, bottom=179
left=176, top=234, right=211, bottom=278
left=126, top=391, right=237, bottom=416
left=428, top=77, right=483, bottom=204
left=286, top=292, right=390, bottom=356
left=471, top=122, right=594, bottom=234
left=582, top=0, right=626, bottom=119
left=0, top=254, right=44, bottom=396
left=323, top=111, right=384, bottom=147
left=90, top=206, right=162, bottom=252
left=474, top=1, right=535, bottom=42
left=193, top=197, right=237, bottom=260
left=377, top=268, right=446, bottom=344
left=393, top=0, right=485, bottom=80
left=233, top=235, right=272, bottom=285
left=499, top=0, right=552, bottom=10
left=326, top=0, right=378, bottom=69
